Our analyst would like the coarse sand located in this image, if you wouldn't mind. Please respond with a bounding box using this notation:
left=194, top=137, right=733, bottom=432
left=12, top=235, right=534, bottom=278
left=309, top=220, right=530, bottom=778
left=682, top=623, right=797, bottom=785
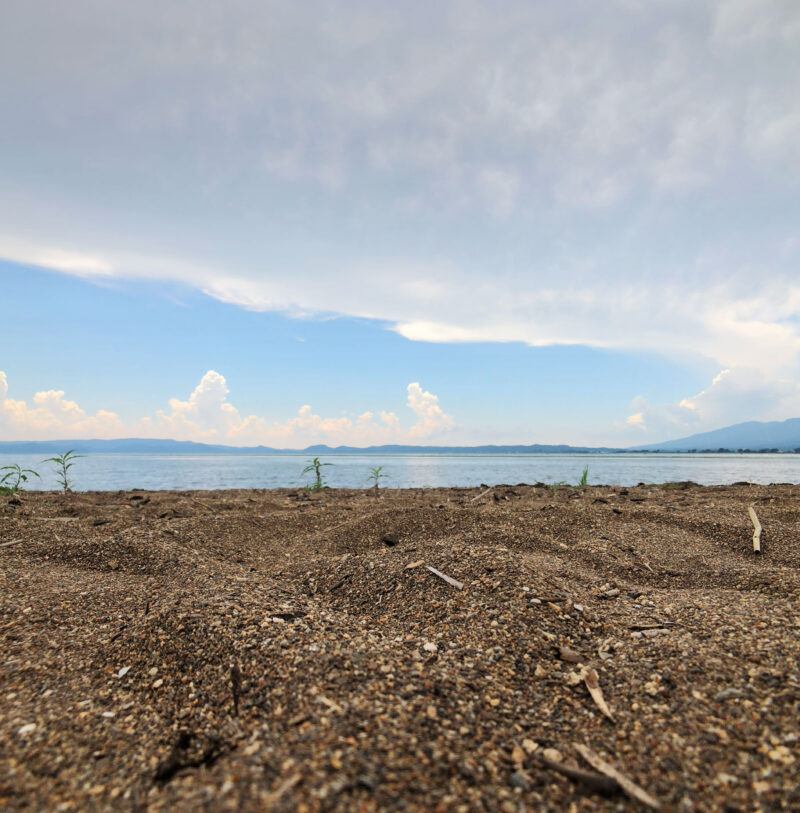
left=1, top=483, right=799, bottom=811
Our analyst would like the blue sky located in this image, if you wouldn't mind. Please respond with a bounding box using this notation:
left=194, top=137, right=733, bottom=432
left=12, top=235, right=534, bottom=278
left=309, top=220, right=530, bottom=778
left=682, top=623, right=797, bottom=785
left=1, top=1, right=799, bottom=446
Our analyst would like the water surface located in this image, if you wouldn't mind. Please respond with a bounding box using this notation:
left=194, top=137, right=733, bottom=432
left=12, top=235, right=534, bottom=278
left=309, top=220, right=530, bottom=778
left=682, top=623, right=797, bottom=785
left=2, top=452, right=798, bottom=491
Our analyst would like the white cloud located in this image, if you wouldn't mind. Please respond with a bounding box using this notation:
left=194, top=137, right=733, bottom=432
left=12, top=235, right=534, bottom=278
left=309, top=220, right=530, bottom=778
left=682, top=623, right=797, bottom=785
left=139, top=370, right=242, bottom=440
left=0, top=371, right=125, bottom=440
left=406, top=382, right=455, bottom=439
left=0, top=236, right=114, bottom=277
left=0, top=1, right=799, bottom=378
left=0, top=370, right=453, bottom=446
left=620, top=366, right=800, bottom=441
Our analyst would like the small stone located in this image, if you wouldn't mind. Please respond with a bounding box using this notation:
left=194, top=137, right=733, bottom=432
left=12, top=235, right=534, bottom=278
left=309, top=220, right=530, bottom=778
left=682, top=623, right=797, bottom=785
left=423, top=642, right=438, bottom=653
left=116, top=666, right=131, bottom=678
left=18, top=723, right=36, bottom=736
left=522, top=739, right=538, bottom=755
left=152, top=678, right=164, bottom=688
left=102, top=711, right=115, bottom=718
left=426, top=704, right=437, bottom=720
left=148, top=667, right=158, bottom=676
left=356, top=775, right=377, bottom=792
left=542, top=748, right=562, bottom=762
left=509, top=771, right=531, bottom=791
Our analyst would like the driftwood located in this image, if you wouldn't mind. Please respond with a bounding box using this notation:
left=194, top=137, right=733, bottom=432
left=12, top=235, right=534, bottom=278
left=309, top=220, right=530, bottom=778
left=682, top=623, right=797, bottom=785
left=574, top=744, right=661, bottom=809
left=426, top=566, right=464, bottom=590
left=748, top=506, right=762, bottom=553
left=540, top=755, right=620, bottom=796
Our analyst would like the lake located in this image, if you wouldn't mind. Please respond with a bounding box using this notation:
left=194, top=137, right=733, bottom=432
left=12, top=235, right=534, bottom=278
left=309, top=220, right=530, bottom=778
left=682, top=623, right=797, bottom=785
left=2, top=453, right=799, bottom=491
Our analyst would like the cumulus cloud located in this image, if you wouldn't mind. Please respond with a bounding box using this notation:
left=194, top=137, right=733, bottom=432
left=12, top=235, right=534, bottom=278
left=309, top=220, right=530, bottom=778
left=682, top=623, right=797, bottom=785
left=0, top=370, right=453, bottom=446
left=406, top=382, right=455, bottom=439
left=0, top=371, right=125, bottom=440
left=1, top=1, right=799, bottom=375
left=620, top=366, right=800, bottom=441
left=138, top=370, right=242, bottom=440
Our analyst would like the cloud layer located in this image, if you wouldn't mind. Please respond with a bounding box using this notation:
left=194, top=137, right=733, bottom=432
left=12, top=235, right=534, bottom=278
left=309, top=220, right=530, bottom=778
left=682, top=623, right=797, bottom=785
left=0, top=0, right=798, bottom=378
left=0, top=371, right=454, bottom=446
left=623, top=367, right=800, bottom=440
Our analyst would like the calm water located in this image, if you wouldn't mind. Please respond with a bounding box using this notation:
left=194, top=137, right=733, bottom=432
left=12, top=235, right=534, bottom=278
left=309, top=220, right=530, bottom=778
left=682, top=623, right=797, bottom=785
left=2, top=453, right=799, bottom=491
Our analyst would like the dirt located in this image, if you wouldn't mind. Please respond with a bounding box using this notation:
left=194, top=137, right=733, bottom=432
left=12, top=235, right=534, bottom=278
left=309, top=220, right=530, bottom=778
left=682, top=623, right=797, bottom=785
left=1, top=482, right=799, bottom=811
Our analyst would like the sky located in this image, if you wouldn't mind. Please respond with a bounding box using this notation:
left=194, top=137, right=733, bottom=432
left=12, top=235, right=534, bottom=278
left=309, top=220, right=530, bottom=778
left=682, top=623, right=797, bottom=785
left=1, top=0, right=799, bottom=447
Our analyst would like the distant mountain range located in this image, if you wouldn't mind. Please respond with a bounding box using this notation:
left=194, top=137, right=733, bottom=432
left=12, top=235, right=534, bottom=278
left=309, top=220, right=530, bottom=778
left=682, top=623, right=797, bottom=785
left=0, top=418, right=798, bottom=455
left=630, top=417, right=800, bottom=452
left=0, top=438, right=618, bottom=455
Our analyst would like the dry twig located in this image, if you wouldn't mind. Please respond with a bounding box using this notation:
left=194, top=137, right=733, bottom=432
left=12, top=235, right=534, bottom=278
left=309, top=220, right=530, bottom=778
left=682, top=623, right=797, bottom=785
left=574, top=743, right=661, bottom=809
left=426, top=565, right=464, bottom=589
left=540, top=755, right=621, bottom=796
left=748, top=506, right=762, bottom=553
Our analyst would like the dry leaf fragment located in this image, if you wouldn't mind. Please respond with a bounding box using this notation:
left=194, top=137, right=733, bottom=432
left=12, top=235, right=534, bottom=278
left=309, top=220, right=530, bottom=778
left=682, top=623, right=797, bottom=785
left=405, top=560, right=424, bottom=569
left=583, top=667, right=614, bottom=720
left=574, top=744, right=661, bottom=809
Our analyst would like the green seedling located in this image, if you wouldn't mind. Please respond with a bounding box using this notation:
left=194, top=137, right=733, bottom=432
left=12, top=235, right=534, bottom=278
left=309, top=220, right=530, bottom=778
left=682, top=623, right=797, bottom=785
left=0, top=464, right=40, bottom=496
left=578, top=466, right=589, bottom=488
left=42, top=450, right=83, bottom=493
left=367, top=465, right=386, bottom=490
left=301, top=457, right=332, bottom=491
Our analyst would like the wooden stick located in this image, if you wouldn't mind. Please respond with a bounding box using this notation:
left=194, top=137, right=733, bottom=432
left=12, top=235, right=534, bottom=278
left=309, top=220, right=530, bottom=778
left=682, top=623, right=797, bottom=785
left=540, top=756, right=621, bottom=796
left=426, top=566, right=464, bottom=590
left=574, top=744, right=661, bottom=809
left=748, top=506, right=762, bottom=553
left=0, top=539, right=23, bottom=548
left=469, top=486, right=494, bottom=503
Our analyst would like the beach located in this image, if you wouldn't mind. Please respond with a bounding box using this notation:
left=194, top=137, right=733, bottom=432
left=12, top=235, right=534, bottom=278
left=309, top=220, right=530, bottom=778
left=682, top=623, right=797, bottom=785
left=2, top=483, right=799, bottom=810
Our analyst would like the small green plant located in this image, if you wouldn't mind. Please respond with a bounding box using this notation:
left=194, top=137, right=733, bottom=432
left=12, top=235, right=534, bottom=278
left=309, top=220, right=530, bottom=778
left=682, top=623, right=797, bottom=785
left=42, top=450, right=83, bottom=493
left=578, top=466, right=589, bottom=488
left=0, top=464, right=40, bottom=496
left=367, top=465, right=386, bottom=490
left=301, top=457, right=332, bottom=491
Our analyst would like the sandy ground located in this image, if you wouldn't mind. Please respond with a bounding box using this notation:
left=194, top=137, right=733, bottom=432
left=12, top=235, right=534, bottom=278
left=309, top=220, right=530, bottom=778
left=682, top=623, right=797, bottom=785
left=1, top=482, right=799, bottom=811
